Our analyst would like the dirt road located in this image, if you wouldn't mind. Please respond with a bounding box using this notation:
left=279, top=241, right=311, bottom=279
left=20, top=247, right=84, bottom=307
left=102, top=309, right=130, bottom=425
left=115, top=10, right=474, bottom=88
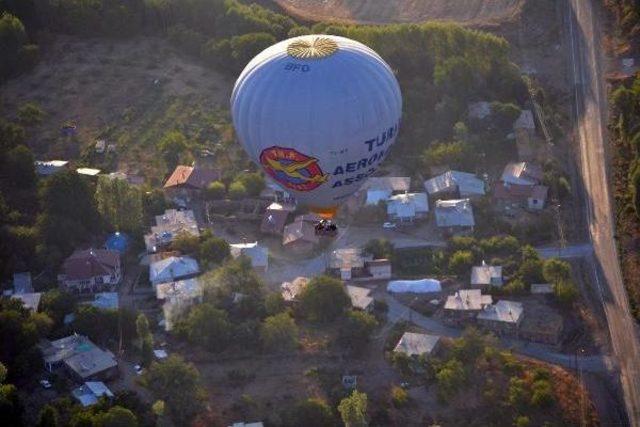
left=565, top=0, right=640, bottom=424
left=272, top=0, right=525, bottom=25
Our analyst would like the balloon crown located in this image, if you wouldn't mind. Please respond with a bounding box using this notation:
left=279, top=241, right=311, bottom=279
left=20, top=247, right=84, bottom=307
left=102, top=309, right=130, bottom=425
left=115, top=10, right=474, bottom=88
left=287, top=36, right=338, bottom=59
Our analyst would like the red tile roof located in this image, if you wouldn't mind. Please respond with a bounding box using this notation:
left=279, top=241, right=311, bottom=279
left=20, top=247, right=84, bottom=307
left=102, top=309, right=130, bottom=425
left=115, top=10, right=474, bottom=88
left=163, top=166, right=219, bottom=190
left=63, top=249, right=119, bottom=281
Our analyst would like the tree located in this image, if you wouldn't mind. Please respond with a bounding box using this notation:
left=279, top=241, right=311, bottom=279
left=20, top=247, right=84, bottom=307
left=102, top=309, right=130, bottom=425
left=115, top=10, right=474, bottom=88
left=205, top=181, right=226, bottom=200
left=363, top=239, right=394, bottom=260
left=228, top=180, right=247, bottom=199
left=543, top=258, right=571, bottom=284
left=0, top=119, right=25, bottom=151
left=237, top=172, right=265, bottom=197
left=260, top=312, right=298, bottom=352
left=136, top=314, right=154, bottom=367
left=3, top=145, right=35, bottom=189
left=299, top=276, right=350, bottom=323
left=554, top=280, right=578, bottom=304
left=199, top=234, right=230, bottom=266
left=518, top=258, right=545, bottom=285
left=448, top=250, right=474, bottom=276
left=158, top=131, right=188, bottom=169
left=142, top=356, right=205, bottom=425
left=95, top=176, right=144, bottom=234
left=36, top=404, right=59, bottom=427
left=435, top=358, right=466, bottom=401
left=338, top=390, right=368, bottom=427
left=339, top=310, right=377, bottom=352
left=289, top=398, right=337, bottom=427
left=264, top=292, right=285, bottom=316
left=176, top=304, right=231, bottom=352
left=17, top=102, right=44, bottom=125
left=0, top=12, right=29, bottom=80
left=100, top=406, right=138, bottom=427
left=40, top=289, right=77, bottom=327
left=390, top=386, right=409, bottom=407
left=0, top=382, right=24, bottom=426
left=229, top=32, right=277, bottom=70
left=170, top=232, right=200, bottom=255
left=490, top=101, right=521, bottom=131
left=422, top=140, right=471, bottom=169
left=0, top=362, right=6, bottom=383
left=202, top=257, right=263, bottom=302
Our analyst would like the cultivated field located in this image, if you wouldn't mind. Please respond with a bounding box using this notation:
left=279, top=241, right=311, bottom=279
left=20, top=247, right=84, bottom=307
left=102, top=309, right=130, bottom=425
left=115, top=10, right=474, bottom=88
left=272, top=0, right=525, bottom=25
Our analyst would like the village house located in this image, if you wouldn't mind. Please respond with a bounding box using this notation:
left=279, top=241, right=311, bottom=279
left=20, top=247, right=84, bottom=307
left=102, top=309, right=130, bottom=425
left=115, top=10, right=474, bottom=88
left=443, top=289, right=493, bottom=326
left=282, top=215, right=320, bottom=254
left=149, top=256, right=200, bottom=285
left=59, top=249, right=122, bottom=293
left=77, top=167, right=101, bottom=178
left=72, top=381, right=114, bottom=407
left=9, top=272, right=41, bottom=311
left=281, top=277, right=309, bottom=303
left=155, top=278, right=203, bottom=331
left=144, top=209, right=199, bottom=253
left=105, top=171, right=144, bottom=186
left=13, top=272, right=33, bottom=294
left=500, top=161, right=543, bottom=186
left=39, top=335, right=118, bottom=381
left=260, top=203, right=291, bottom=235
left=345, top=285, right=374, bottom=312
left=513, top=109, right=536, bottom=136
left=477, top=300, right=524, bottom=336
left=424, top=170, right=486, bottom=199
left=163, top=164, right=220, bottom=202
left=327, top=248, right=392, bottom=281
left=434, top=199, right=475, bottom=235
left=530, top=283, right=554, bottom=295
left=386, top=192, right=429, bottom=223
left=230, top=242, right=269, bottom=273
left=493, top=183, right=549, bottom=211
left=394, top=332, right=441, bottom=358
left=520, top=304, right=564, bottom=345
left=11, top=292, right=42, bottom=312
left=88, top=292, right=119, bottom=310
left=260, top=180, right=295, bottom=205
left=35, top=160, right=69, bottom=176
left=387, top=278, right=442, bottom=294
left=471, top=262, right=503, bottom=287
left=361, top=176, right=411, bottom=206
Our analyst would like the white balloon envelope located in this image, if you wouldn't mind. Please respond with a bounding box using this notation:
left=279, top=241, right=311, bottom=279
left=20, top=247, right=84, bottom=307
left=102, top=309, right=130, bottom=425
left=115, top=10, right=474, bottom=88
left=231, top=34, right=402, bottom=217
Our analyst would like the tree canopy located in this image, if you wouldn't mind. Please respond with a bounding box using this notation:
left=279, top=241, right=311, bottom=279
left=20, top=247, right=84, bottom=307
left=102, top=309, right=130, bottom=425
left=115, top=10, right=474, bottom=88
left=299, top=275, right=350, bottom=323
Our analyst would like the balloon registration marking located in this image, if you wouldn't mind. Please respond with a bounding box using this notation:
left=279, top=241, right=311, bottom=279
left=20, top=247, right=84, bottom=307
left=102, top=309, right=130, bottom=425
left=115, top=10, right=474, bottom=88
left=287, top=37, right=338, bottom=59
left=259, top=146, right=328, bottom=192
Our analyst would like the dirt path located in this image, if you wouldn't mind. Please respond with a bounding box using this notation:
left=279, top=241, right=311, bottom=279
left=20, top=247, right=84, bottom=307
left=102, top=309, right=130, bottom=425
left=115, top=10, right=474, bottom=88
left=272, top=0, right=525, bottom=25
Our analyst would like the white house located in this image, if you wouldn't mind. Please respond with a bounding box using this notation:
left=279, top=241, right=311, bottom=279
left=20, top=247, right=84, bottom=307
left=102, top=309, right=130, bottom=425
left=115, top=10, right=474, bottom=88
left=386, top=192, right=429, bottom=223
left=424, top=170, right=485, bottom=198
left=394, top=332, right=441, bottom=357
left=477, top=300, right=524, bottom=335
left=500, top=162, right=543, bottom=186
left=434, top=199, right=475, bottom=233
left=149, top=256, right=200, bottom=285
left=230, top=242, right=268, bottom=273
left=471, top=262, right=503, bottom=287
left=362, top=176, right=411, bottom=206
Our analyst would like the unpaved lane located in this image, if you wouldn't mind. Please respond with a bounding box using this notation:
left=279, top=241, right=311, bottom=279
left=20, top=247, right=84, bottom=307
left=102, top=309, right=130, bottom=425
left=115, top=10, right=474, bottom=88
left=273, top=0, right=525, bottom=25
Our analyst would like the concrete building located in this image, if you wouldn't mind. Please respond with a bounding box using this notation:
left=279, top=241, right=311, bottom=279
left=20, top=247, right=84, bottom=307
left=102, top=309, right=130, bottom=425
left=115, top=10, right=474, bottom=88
left=477, top=300, right=524, bottom=336
left=59, top=249, right=122, bottom=293
left=424, top=170, right=485, bottom=199
left=345, top=285, right=374, bottom=312
left=443, top=290, right=492, bottom=325
left=144, top=209, right=199, bottom=253
left=386, top=192, right=429, bottom=223
left=230, top=242, right=269, bottom=273
left=149, top=256, right=200, bottom=285
left=394, top=332, right=441, bottom=357
left=39, top=335, right=118, bottom=381
left=434, top=199, right=475, bottom=235
left=471, top=262, right=503, bottom=287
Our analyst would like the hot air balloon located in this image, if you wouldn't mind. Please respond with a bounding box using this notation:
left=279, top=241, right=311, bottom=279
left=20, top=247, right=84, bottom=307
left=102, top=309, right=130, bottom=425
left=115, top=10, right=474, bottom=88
left=230, top=34, right=402, bottom=223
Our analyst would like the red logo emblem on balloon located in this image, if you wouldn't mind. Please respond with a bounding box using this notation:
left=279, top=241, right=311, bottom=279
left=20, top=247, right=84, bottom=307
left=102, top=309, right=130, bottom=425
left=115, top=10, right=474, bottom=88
left=259, top=146, right=328, bottom=192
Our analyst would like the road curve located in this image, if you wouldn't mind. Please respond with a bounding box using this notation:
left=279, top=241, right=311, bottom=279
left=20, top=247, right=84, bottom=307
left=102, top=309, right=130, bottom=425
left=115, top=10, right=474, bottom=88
left=565, top=0, right=640, bottom=424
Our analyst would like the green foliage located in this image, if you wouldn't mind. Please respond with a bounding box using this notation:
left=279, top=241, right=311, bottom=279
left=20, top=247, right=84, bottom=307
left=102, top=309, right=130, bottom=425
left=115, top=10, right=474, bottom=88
left=198, top=234, right=230, bottom=267
left=228, top=180, right=247, bottom=199
left=363, top=238, right=394, bottom=259
left=203, top=32, right=276, bottom=73
left=339, top=310, right=377, bottom=352
left=0, top=12, right=37, bottom=81
left=508, top=377, right=530, bottom=410
left=236, top=172, right=265, bottom=197
left=448, top=250, right=474, bottom=276
left=631, top=166, right=640, bottom=218
left=202, top=257, right=263, bottom=303
left=3, top=145, right=35, bottom=189
left=504, top=278, right=525, bottom=294
left=260, top=312, right=298, bottom=352
left=205, top=181, right=226, bottom=200
left=36, top=404, right=59, bottom=427
left=517, top=258, right=545, bottom=285
left=0, top=382, right=24, bottom=427
left=99, top=406, right=138, bottom=427
left=142, top=356, right=205, bottom=425
left=436, top=358, right=466, bottom=402
left=338, top=390, right=368, bottom=427
left=514, top=415, right=531, bottom=427
left=170, top=231, right=200, bottom=255
left=175, top=303, right=231, bottom=352
left=390, top=385, right=409, bottom=407
left=288, top=398, right=337, bottom=427
left=40, top=289, right=77, bottom=327
left=17, top=102, right=45, bottom=125
left=158, top=131, right=188, bottom=170
left=530, top=379, right=553, bottom=407
left=95, top=176, right=143, bottom=234
left=73, top=306, right=137, bottom=347
left=554, top=280, right=578, bottom=304
left=299, top=275, right=350, bottom=323
left=0, top=362, right=6, bottom=383
left=422, top=140, right=471, bottom=169
left=490, top=101, right=521, bottom=131
left=542, top=258, right=571, bottom=284
left=264, top=292, right=286, bottom=316
left=0, top=119, right=26, bottom=151
left=136, top=314, right=153, bottom=367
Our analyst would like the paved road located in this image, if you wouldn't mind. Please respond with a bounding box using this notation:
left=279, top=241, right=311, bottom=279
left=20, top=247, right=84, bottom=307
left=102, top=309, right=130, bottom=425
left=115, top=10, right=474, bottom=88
left=383, top=294, right=609, bottom=373
left=565, top=0, right=640, bottom=423
left=536, top=243, right=593, bottom=259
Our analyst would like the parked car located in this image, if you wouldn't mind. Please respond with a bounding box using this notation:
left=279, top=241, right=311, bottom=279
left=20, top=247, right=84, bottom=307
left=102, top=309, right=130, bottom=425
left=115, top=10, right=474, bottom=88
left=39, top=379, right=52, bottom=389
left=382, top=222, right=397, bottom=229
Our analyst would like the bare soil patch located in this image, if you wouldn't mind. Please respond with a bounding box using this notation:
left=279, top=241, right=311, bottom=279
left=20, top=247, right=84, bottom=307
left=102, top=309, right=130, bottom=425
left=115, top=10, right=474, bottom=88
left=272, top=0, right=525, bottom=25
